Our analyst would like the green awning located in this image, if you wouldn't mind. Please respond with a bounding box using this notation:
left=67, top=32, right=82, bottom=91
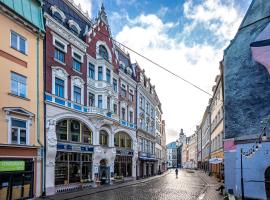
left=0, top=0, right=44, bottom=32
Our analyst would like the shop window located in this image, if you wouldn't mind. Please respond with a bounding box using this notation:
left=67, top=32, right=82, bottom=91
left=70, top=120, right=80, bottom=142
left=56, top=120, right=68, bottom=141
left=100, top=130, right=108, bottom=146
left=114, top=132, right=132, bottom=149
left=10, top=118, right=28, bottom=145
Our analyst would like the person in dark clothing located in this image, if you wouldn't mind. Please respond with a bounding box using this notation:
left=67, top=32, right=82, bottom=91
left=175, top=168, right=178, bottom=178
left=216, top=184, right=225, bottom=195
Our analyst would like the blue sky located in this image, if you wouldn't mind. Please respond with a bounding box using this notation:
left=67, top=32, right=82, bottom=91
left=76, top=0, right=252, bottom=143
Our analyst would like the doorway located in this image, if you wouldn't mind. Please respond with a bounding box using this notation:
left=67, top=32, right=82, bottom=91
left=99, top=159, right=109, bottom=184
left=265, top=167, right=270, bottom=199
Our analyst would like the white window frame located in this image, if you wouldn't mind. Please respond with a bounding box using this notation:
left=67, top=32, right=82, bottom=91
left=10, top=31, right=28, bottom=54
left=10, top=72, right=27, bottom=98
left=52, top=67, right=68, bottom=99
left=53, top=34, right=68, bottom=53
left=71, top=47, right=84, bottom=63
left=8, top=117, right=30, bottom=145
left=71, top=76, right=85, bottom=105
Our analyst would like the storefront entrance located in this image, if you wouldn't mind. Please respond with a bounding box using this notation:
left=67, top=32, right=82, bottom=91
left=0, top=159, right=34, bottom=200
left=55, top=152, right=92, bottom=185
left=114, top=155, right=132, bottom=177
left=99, top=159, right=109, bottom=185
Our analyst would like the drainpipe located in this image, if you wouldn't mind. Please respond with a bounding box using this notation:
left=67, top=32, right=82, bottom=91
left=36, top=30, right=45, bottom=197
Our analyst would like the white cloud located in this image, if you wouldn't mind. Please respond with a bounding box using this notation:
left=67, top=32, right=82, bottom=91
left=115, top=1, right=249, bottom=143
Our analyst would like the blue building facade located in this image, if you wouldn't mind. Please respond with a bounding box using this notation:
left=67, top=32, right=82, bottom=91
left=223, top=0, right=270, bottom=199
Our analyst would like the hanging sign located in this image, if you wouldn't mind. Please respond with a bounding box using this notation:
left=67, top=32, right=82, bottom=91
left=0, top=161, right=25, bottom=172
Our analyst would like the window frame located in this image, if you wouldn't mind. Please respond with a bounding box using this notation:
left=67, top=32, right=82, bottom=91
left=9, top=117, right=29, bottom=145
left=10, top=72, right=27, bottom=98
left=73, top=86, right=82, bottom=104
left=98, top=66, right=103, bottom=81
left=55, top=77, right=65, bottom=98
left=88, top=63, right=95, bottom=79
left=10, top=31, right=28, bottom=54
left=98, top=95, right=103, bottom=108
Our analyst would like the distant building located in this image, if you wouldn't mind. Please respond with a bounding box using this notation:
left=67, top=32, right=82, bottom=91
left=188, top=133, right=197, bottom=169
left=166, top=142, right=177, bottom=168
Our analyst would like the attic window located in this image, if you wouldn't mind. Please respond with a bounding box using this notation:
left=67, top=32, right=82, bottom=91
left=53, top=12, right=63, bottom=24
left=50, top=5, right=66, bottom=23
left=99, top=45, right=109, bottom=60
left=68, top=20, right=81, bottom=35
left=70, top=25, right=79, bottom=35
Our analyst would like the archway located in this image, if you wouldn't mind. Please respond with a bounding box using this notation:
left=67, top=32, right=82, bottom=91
left=99, top=159, right=109, bottom=184
left=265, top=166, right=270, bottom=199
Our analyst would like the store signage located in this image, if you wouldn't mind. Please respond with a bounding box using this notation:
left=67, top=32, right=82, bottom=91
left=57, top=143, right=94, bottom=153
left=116, top=149, right=134, bottom=156
left=0, top=161, right=25, bottom=172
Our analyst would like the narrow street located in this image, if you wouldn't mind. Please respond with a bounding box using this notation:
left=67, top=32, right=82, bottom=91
left=44, top=170, right=223, bottom=200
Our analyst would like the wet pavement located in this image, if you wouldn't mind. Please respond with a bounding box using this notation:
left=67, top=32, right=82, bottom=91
left=42, top=170, right=223, bottom=200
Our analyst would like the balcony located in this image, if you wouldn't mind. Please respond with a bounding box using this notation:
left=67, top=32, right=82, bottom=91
left=45, top=93, right=135, bottom=128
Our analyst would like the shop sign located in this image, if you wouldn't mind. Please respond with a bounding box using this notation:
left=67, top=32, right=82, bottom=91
left=57, top=143, right=94, bottom=153
left=116, top=149, right=134, bottom=156
left=0, top=161, right=25, bottom=172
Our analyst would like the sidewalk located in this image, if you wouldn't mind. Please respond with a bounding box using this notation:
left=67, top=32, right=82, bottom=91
left=37, top=171, right=170, bottom=200
left=196, top=170, right=224, bottom=200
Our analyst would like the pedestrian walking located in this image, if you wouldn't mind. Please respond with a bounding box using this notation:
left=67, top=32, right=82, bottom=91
left=175, top=168, right=178, bottom=178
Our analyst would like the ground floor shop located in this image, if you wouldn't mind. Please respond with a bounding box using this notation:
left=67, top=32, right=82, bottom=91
left=137, top=157, right=157, bottom=178
left=210, top=150, right=224, bottom=180
left=0, top=147, right=41, bottom=200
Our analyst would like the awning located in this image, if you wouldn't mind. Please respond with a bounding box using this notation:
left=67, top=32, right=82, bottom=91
left=209, top=158, right=223, bottom=164
left=251, top=22, right=270, bottom=74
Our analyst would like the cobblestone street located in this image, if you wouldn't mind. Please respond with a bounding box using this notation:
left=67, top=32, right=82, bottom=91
left=43, top=170, right=223, bottom=200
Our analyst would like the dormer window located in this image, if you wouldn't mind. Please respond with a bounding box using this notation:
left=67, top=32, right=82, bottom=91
left=68, top=20, right=81, bottom=35
left=99, top=45, right=109, bottom=60
left=50, top=5, right=66, bottom=24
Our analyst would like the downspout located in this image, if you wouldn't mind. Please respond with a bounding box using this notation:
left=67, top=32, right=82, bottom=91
left=36, top=30, right=45, bottom=196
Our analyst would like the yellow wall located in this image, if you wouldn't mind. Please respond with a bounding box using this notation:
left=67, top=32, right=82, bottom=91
left=0, top=12, right=44, bottom=146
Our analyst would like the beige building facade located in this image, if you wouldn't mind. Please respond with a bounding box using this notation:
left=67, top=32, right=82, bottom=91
left=0, top=1, right=45, bottom=199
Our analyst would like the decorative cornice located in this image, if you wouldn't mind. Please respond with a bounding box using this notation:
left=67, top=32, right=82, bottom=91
left=44, top=13, right=88, bottom=52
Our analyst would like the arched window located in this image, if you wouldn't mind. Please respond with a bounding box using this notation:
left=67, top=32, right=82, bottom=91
left=56, top=119, right=92, bottom=144
left=114, top=132, right=132, bottom=149
left=100, top=130, right=108, bottom=146
left=99, top=45, right=109, bottom=60
left=70, top=25, right=79, bottom=35
left=53, top=12, right=63, bottom=24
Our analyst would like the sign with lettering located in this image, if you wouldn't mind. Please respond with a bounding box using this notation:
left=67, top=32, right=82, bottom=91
left=0, top=161, right=25, bottom=172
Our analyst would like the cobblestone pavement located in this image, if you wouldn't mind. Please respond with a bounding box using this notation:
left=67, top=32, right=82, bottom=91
left=43, top=170, right=223, bottom=200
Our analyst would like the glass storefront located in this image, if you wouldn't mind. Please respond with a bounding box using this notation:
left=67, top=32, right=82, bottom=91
left=114, top=132, right=133, bottom=177
left=0, top=159, right=34, bottom=200
left=55, top=152, right=92, bottom=185
left=114, top=155, right=132, bottom=177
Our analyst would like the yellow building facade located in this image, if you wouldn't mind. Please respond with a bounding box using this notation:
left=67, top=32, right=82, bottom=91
left=0, top=0, right=44, bottom=199
left=210, top=63, right=224, bottom=180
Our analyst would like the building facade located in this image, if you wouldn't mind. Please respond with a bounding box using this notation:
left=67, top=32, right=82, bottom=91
left=160, top=120, right=167, bottom=172
left=0, top=0, right=45, bottom=199
left=166, top=142, right=177, bottom=168
left=44, top=1, right=139, bottom=195
left=201, top=106, right=211, bottom=172
left=223, top=1, right=270, bottom=199
left=209, top=66, right=224, bottom=179
left=187, top=133, right=197, bottom=169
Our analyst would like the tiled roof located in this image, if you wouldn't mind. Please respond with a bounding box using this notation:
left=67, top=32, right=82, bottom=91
left=0, top=0, right=44, bottom=31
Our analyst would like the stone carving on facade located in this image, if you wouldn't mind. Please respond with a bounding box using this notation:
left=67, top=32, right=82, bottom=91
left=46, top=119, right=57, bottom=167
left=72, top=76, right=85, bottom=86
left=45, top=13, right=88, bottom=52
left=52, top=66, right=68, bottom=79
left=68, top=19, right=81, bottom=34
left=50, top=5, right=66, bottom=23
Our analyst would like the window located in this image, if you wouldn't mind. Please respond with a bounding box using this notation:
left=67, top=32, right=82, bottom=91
left=121, top=85, right=126, bottom=97
left=129, top=111, right=133, bottom=123
left=98, top=95, right=102, bottom=108
left=113, top=79, right=117, bottom=92
left=107, top=96, right=111, bottom=110
left=100, top=130, right=108, bottom=146
left=106, top=68, right=111, bottom=83
left=114, top=132, right=132, bottom=149
left=89, top=63, right=95, bottom=79
left=73, top=52, right=82, bottom=72
left=11, top=118, right=27, bottom=145
left=113, top=104, right=117, bottom=114
left=129, top=93, right=133, bottom=102
left=56, top=120, right=68, bottom=141
left=55, top=77, right=64, bottom=98
left=121, top=108, right=126, bottom=120
left=99, top=45, right=108, bottom=60
left=11, top=31, right=27, bottom=54
left=151, top=108, right=154, bottom=118
left=70, top=25, right=79, bottom=35
left=70, top=120, right=80, bottom=142
left=52, top=12, right=63, bottom=24
left=11, top=72, right=27, bottom=98
left=98, top=66, right=103, bottom=81
left=140, top=96, right=143, bottom=108
left=73, top=86, right=81, bottom=104
left=146, top=103, right=149, bottom=114
left=54, top=40, right=65, bottom=63
left=89, top=93, right=95, bottom=106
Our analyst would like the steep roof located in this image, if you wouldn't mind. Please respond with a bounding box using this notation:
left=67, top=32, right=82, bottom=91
left=166, top=141, right=177, bottom=149
left=0, top=0, right=44, bottom=31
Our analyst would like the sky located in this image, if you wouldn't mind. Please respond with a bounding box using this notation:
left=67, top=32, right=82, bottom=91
left=75, top=0, right=252, bottom=144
